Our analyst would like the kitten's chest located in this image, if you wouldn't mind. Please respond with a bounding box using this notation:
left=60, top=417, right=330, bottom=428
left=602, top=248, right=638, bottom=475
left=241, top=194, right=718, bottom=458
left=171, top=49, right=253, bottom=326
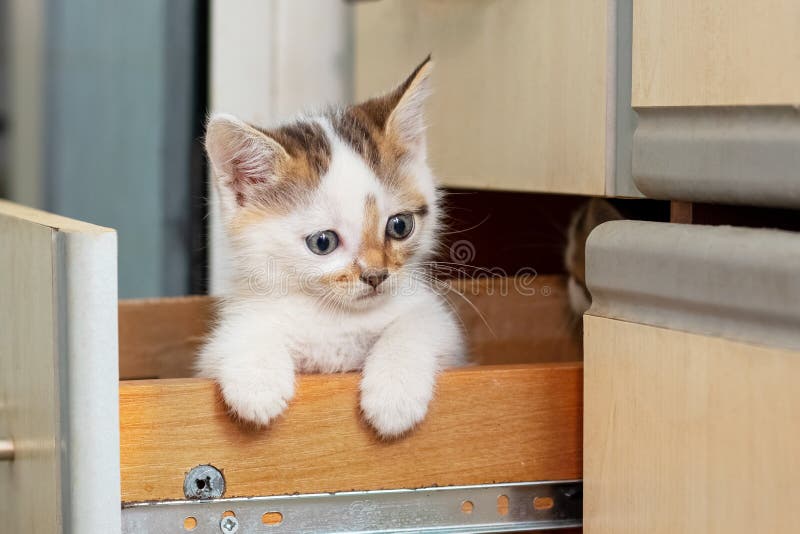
left=289, top=323, right=383, bottom=374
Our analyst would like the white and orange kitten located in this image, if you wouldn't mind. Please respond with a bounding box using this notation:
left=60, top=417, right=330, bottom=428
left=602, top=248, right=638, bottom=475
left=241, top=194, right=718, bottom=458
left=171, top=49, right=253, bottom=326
left=198, top=58, right=465, bottom=438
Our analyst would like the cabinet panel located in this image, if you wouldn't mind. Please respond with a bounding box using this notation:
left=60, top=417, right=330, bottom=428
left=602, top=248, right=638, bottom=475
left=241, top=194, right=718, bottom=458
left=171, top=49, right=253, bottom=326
left=355, top=0, right=614, bottom=195
left=584, top=315, right=800, bottom=534
left=0, top=200, right=120, bottom=533
left=633, top=0, right=800, bottom=107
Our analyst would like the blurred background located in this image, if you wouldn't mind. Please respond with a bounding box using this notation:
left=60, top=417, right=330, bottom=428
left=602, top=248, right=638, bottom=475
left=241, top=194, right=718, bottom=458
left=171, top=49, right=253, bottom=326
left=0, top=0, right=670, bottom=298
left=1, top=0, right=215, bottom=298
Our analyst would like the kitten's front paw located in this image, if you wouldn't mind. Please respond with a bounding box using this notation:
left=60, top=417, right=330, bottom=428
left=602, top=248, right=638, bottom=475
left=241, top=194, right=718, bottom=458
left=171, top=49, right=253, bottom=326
left=360, top=371, right=434, bottom=439
left=218, top=369, right=295, bottom=427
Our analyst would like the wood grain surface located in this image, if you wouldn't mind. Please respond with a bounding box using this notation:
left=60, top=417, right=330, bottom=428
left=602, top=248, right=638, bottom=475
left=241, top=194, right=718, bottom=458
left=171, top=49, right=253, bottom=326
left=585, top=315, right=800, bottom=533
left=633, top=0, right=800, bottom=106
left=120, top=363, right=582, bottom=503
left=356, top=0, right=611, bottom=195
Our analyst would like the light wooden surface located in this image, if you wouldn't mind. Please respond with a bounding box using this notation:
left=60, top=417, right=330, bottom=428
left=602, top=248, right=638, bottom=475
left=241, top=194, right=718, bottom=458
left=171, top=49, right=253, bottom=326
left=584, top=315, right=800, bottom=534
left=632, top=0, right=800, bottom=106
left=119, top=275, right=581, bottom=380
left=119, top=295, right=213, bottom=379
left=120, top=363, right=582, bottom=503
left=449, top=275, right=581, bottom=365
left=355, top=0, right=610, bottom=195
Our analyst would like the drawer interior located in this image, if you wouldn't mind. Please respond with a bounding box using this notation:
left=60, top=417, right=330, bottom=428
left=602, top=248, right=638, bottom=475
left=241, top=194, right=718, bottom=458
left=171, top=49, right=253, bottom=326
left=117, top=275, right=582, bottom=504
left=118, top=274, right=581, bottom=381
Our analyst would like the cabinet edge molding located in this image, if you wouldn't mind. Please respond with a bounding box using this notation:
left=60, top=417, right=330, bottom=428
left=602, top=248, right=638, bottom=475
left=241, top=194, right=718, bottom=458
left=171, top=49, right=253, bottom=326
left=585, top=220, right=800, bottom=351
left=632, top=106, right=800, bottom=208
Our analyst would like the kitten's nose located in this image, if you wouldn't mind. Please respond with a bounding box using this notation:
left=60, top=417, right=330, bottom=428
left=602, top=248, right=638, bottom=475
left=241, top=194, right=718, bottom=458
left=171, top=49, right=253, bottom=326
left=360, top=269, right=389, bottom=289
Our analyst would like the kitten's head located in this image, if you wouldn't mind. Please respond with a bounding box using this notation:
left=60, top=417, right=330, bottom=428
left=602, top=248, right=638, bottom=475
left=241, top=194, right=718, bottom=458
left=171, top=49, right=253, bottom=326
left=206, top=57, right=438, bottom=308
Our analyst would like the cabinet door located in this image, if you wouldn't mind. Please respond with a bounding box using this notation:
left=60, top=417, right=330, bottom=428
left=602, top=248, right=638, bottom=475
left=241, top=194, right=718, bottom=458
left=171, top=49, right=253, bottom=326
left=585, top=316, right=800, bottom=534
left=631, top=0, right=800, bottom=208
left=583, top=220, right=800, bottom=533
left=356, top=0, right=625, bottom=196
left=0, top=201, right=120, bottom=533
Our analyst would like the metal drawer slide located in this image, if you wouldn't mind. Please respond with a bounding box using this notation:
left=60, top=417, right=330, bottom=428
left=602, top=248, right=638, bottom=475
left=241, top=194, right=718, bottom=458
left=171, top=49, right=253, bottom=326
left=122, top=480, right=582, bottom=533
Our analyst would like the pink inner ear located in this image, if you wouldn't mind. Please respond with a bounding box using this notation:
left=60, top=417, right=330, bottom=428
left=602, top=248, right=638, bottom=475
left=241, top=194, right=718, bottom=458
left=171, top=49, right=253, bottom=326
left=229, top=150, right=276, bottom=206
left=232, top=155, right=269, bottom=184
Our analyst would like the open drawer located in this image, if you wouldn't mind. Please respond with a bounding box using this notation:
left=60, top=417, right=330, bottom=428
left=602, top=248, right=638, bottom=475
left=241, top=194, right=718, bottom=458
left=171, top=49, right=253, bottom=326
left=0, top=201, right=583, bottom=533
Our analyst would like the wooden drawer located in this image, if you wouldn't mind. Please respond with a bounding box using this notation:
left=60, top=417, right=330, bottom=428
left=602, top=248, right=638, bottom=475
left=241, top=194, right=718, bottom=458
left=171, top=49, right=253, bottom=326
left=355, top=0, right=636, bottom=197
left=583, top=220, right=800, bottom=533
left=117, top=278, right=582, bottom=503
left=585, top=317, right=800, bottom=534
left=0, top=201, right=584, bottom=533
left=630, top=0, right=800, bottom=208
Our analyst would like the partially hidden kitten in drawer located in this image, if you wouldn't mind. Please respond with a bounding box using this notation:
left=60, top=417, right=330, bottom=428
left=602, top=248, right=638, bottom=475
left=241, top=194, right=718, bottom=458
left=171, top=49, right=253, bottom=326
left=564, top=198, right=623, bottom=317
left=198, top=57, right=465, bottom=438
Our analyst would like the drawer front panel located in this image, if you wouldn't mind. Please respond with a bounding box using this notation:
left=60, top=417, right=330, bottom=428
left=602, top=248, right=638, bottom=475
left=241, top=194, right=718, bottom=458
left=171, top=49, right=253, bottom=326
left=633, top=0, right=800, bottom=107
left=355, top=0, right=613, bottom=195
left=584, top=316, right=800, bottom=534
left=632, top=106, right=800, bottom=209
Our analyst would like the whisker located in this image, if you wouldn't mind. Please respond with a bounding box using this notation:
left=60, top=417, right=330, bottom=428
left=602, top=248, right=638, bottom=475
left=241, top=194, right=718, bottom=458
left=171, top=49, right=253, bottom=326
left=410, top=272, right=496, bottom=338
left=439, top=214, right=491, bottom=236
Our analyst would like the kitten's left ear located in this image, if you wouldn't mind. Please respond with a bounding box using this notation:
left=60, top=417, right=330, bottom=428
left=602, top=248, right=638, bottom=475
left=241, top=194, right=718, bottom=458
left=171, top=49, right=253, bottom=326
left=385, top=56, right=433, bottom=148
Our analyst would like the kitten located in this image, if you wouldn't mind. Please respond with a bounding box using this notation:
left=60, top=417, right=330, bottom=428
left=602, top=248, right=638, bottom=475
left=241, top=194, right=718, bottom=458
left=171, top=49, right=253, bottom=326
left=564, top=198, right=622, bottom=316
left=198, top=58, right=465, bottom=438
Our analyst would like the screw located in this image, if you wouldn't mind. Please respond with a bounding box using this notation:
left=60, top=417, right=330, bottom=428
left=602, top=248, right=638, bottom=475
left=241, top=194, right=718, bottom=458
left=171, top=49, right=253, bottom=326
left=220, top=516, right=239, bottom=533
left=184, top=464, right=226, bottom=499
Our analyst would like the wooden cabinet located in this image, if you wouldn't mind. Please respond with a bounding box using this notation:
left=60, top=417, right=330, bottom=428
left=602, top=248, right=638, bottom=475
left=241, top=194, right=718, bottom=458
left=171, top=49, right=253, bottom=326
left=355, top=0, right=636, bottom=197
left=1, top=201, right=583, bottom=533
left=585, top=317, right=800, bottom=534
left=630, top=0, right=800, bottom=208
left=583, top=220, right=800, bottom=534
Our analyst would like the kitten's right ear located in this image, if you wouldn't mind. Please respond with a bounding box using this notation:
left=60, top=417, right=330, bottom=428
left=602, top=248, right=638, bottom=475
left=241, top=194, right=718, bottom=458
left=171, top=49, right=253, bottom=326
left=205, top=114, right=289, bottom=206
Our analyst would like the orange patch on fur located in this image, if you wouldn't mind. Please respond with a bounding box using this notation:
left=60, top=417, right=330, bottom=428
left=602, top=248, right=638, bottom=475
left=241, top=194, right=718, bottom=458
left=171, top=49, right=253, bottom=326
left=321, top=265, right=360, bottom=286
left=228, top=205, right=274, bottom=235
left=330, top=57, right=432, bottom=200
left=359, top=195, right=386, bottom=271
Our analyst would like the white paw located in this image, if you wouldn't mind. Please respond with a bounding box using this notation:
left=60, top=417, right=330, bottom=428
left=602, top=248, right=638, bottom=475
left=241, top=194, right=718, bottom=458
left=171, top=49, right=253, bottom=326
left=360, top=371, right=434, bottom=439
left=218, top=369, right=295, bottom=427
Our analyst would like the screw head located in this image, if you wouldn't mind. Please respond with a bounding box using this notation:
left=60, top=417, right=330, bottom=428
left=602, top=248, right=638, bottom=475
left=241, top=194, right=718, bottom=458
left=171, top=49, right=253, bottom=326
left=220, top=516, right=239, bottom=533
left=184, top=464, right=226, bottom=500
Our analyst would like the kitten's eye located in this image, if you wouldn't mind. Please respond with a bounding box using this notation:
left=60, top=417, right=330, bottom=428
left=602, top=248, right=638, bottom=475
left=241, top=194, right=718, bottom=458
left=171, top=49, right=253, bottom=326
left=386, top=213, right=414, bottom=240
left=306, top=230, right=339, bottom=255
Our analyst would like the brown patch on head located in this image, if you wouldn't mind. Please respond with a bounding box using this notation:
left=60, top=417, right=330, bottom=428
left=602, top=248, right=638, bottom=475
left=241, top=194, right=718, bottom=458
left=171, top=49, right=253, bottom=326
left=248, top=120, right=331, bottom=212
left=205, top=114, right=331, bottom=216
left=257, top=120, right=331, bottom=182
left=330, top=56, right=432, bottom=200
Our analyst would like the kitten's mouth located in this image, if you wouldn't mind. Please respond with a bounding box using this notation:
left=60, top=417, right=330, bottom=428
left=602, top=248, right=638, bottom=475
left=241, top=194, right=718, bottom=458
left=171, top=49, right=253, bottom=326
left=355, top=288, right=385, bottom=301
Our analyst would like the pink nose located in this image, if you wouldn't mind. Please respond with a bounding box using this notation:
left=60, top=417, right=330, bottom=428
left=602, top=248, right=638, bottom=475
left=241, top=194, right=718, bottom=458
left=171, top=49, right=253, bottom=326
left=360, top=269, right=389, bottom=289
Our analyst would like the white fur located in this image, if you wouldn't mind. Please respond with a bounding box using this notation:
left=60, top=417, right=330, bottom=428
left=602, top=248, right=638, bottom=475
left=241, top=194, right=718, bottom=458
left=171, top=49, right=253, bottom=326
left=199, top=112, right=465, bottom=438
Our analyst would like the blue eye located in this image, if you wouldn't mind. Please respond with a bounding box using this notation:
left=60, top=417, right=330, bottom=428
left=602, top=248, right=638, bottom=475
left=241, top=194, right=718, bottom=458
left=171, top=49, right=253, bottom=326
left=386, top=213, right=414, bottom=240
left=306, top=230, right=339, bottom=255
